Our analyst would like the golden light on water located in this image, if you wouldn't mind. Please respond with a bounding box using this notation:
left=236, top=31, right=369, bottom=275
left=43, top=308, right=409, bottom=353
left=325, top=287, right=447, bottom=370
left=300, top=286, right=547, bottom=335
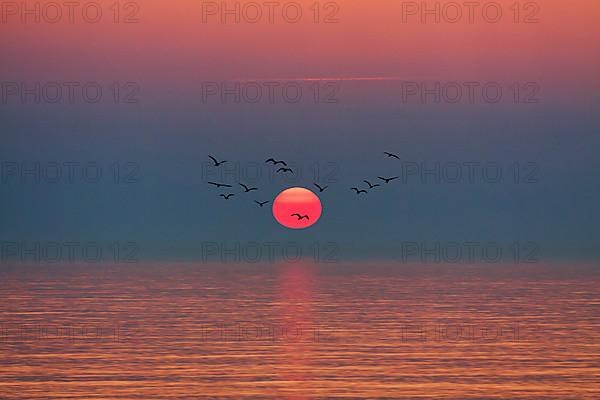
left=1, top=263, right=598, bottom=398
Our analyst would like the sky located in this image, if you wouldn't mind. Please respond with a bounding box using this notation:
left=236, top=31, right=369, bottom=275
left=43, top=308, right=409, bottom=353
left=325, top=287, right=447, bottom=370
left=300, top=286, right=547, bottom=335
left=1, top=0, right=599, bottom=263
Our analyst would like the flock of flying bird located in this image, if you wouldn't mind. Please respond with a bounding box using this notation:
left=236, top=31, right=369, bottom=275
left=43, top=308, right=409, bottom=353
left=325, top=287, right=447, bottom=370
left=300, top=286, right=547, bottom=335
left=206, top=151, right=401, bottom=207
left=349, top=152, right=400, bottom=194
left=206, top=155, right=296, bottom=207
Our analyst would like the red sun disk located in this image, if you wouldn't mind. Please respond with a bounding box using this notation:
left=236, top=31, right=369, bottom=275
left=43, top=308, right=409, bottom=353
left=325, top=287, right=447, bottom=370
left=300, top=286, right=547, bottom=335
left=272, top=187, right=322, bottom=229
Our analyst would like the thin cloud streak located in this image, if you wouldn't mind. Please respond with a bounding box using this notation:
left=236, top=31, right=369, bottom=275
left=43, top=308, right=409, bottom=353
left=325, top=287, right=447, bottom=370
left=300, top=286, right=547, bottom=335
left=231, top=76, right=405, bottom=82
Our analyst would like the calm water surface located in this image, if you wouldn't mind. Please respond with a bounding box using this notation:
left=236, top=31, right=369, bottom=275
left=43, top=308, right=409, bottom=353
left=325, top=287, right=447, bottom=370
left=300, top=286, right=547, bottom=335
left=1, top=263, right=598, bottom=399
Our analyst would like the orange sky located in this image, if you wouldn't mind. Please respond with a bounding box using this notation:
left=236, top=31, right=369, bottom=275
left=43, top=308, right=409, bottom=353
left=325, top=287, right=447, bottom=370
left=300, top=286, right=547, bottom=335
left=2, top=0, right=598, bottom=88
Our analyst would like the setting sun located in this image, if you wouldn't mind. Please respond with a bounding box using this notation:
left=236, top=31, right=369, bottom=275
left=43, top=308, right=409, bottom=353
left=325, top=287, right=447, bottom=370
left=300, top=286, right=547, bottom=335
left=272, top=187, right=322, bottom=229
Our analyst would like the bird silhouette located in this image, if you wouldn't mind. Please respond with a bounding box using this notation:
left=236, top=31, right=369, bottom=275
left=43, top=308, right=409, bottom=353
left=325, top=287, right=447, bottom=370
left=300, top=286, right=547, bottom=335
left=239, top=183, right=258, bottom=192
left=208, top=181, right=232, bottom=188
left=351, top=187, right=368, bottom=194
left=220, top=194, right=235, bottom=200
left=291, top=213, right=309, bottom=220
left=384, top=152, right=400, bottom=159
left=255, top=200, right=269, bottom=207
left=314, top=183, right=328, bottom=192
left=208, top=155, right=227, bottom=166
left=363, top=180, right=380, bottom=189
left=277, top=167, right=293, bottom=174
left=378, top=176, right=399, bottom=184
left=265, top=158, right=287, bottom=166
